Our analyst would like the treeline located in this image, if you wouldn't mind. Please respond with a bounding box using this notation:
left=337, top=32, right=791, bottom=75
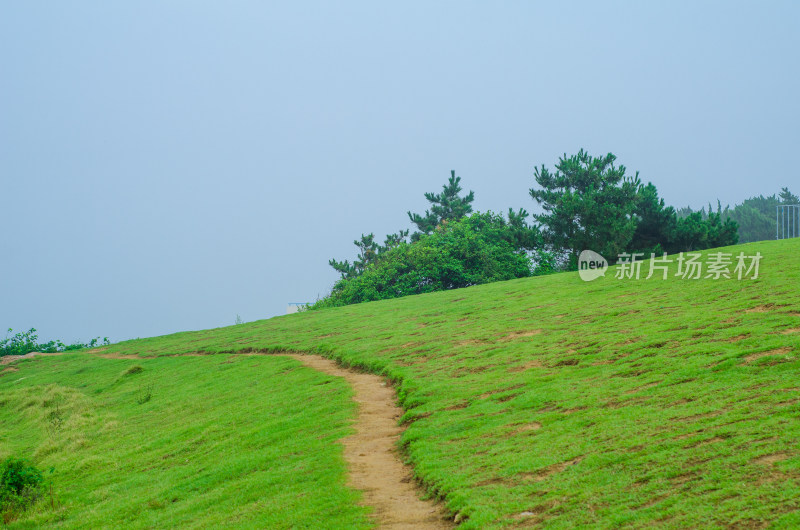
left=678, top=187, right=799, bottom=243
left=0, top=328, right=109, bottom=357
left=311, top=150, right=774, bottom=309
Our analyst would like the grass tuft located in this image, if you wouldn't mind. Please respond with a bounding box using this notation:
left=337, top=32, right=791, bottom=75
left=122, top=365, right=143, bottom=376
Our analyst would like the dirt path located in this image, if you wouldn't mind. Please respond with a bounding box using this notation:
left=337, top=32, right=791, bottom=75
left=0, top=351, right=64, bottom=365
left=2, top=350, right=454, bottom=528
left=284, top=354, right=453, bottom=529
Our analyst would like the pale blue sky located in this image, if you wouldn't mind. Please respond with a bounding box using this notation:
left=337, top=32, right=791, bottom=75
left=2, top=1, right=798, bottom=343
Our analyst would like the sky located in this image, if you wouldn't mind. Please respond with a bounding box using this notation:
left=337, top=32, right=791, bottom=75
left=2, top=1, right=799, bottom=344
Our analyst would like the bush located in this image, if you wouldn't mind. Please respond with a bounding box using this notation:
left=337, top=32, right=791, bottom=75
left=314, top=212, right=535, bottom=308
left=0, top=328, right=110, bottom=357
left=123, top=365, right=144, bottom=376
left=0, top=457, right=43, bottom=522
left=0, top=329, right=39, bottom=357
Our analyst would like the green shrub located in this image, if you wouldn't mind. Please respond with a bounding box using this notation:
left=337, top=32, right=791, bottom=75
left=0, top=457, right=43, bottom=522
left=0, top=328, right=110, bottom=357
left=123, top=365, right=144, bottom=376
left=314, top=212, right=536, bottom=308
left=136, top=384, right=154, bottom=405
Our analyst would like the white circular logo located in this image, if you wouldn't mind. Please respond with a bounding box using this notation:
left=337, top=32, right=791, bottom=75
left=578, top=250, right=608, bottom=281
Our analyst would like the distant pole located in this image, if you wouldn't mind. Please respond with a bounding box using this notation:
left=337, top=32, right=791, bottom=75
left=777, top=204, right=800, bottom=239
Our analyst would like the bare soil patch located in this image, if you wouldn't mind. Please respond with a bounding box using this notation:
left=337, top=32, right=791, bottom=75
left=0, top=351, right=64, bottom=365
left=476, top=384, right=526, bottom=400
left=0, top=366, right=19, bottom=376
left=521, top=456, right=583, bottom=482
left=456, top=338, right=491, bottom=346
left=742, top=347, right=793, bottom=364
left=753, top=452, right=791, bottom=465
left=553, top=358, right=579, bottom=367
left=745, top=304, right=775, bottom=313
left=684, top=435, right=726, bottom=449
left=508, top=360, right=545, bottom=372
left=508, top=422, right=542, bottom=436
left=726, top=334, right=749, bottom=343
left=498, top=329, right=542, bottom=342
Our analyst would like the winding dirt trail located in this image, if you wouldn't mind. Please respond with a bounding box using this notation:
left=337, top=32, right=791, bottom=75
left=284, top=354, right=453, bottom=529
left=2, top=350, right=453, bottom=528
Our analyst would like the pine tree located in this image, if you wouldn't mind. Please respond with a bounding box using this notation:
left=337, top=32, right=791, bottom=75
left=780, top=187, right=799, bottom=205
left=407, top=170, right=475, bottom=239
left=529, top=150, right=640, bottom=266
left=328, top=231, right=410, bottom=279
left=629, top=182, right=678, bottom=254
left=328, top=234, right=378, bottom=279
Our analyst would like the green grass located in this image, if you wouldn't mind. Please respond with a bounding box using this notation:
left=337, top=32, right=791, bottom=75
left=102, top=239, right=800, bottom=528
left=0, top=354, right=371, bottom=529
left=4, top=239, right=799, bottom=528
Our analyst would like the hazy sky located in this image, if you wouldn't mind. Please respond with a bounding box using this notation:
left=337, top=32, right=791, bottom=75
left=2, top=2, right=799, bottom=343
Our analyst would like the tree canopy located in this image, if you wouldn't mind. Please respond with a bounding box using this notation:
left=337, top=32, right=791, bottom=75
left=315, top=213, right=535, bottom=308
left=316, top=151, right=762, bottom=308
left=631, top=188, right=738, bottom=254
left=679, top=186, right=797, bottom=244
left=328, top=231, right=410, bottom=280
left=529, top=150, right=641, bottom=266
left=407, top=170, right=475, bottom=239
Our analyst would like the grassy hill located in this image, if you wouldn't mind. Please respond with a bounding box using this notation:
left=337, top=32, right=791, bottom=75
left=3, top=238, right=799, bottom=528
left=0, top=355, right=371, bottom=528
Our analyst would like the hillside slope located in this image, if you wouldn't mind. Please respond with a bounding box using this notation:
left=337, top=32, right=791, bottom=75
left=84, top=240, right=800, bottom=526
left=0, top=355, right=372, bottom=528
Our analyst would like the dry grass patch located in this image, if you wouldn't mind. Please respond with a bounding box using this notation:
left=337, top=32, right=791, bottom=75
left=745, top=305, right=774, bottom=313
left=684, top=435, right=727, bottom=449
left=742, top=347, right=793, bottom=364
left=476, top=384, right=526, bottom=400
left=753, top=452, right=791, bottom=465
left=508, top=360, right=545, bottom=372
left=498, top=329, right=542, bottom=342
left=508, top=422, right=542, bottom=435
left=521, top=456, right=583, bottom=482
left=553, top=358, right=579, bottom=367
left=726, top=334, right=750, bottom=343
